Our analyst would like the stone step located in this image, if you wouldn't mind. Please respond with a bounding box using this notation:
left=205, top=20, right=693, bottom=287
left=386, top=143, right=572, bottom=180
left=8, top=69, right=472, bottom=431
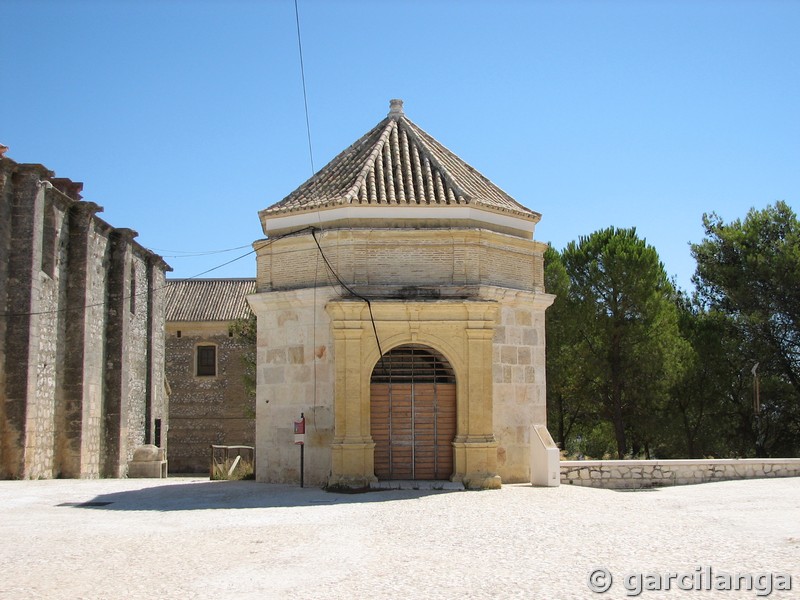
left=369, top=480, right=465, bottom=491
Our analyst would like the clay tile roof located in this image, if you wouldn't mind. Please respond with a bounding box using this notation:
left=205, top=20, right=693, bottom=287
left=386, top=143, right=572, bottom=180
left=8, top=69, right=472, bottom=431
left=164, top=278, right=256, bottom=322
left=262, top=100, right=539, bottom=222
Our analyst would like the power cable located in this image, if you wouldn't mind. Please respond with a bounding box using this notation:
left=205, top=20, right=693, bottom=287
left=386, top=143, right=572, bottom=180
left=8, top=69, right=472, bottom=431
left=292, top=2, right=388, bottom=408
left=0, top=229, right=310, bottom=319
left=0, top=248, right=256, bottom=318
left=294, top=0, right=315, bottom=176
left=147, top=243, right=254, bottom=258
left=294, top=0, right=325, bottom=429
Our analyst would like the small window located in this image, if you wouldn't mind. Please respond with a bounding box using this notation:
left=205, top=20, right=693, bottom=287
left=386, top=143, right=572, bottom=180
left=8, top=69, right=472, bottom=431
left=41, top=198, right=56, bottom=277
left=177, top=330, right=182, bottom=338
left=130, top=261, right=136, bottom=314
left=196, top=345, right=216, bottom=377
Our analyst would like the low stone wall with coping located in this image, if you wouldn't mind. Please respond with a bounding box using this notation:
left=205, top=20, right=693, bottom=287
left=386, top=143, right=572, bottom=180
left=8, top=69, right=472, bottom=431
left=560, top=458, right=800, bottom=489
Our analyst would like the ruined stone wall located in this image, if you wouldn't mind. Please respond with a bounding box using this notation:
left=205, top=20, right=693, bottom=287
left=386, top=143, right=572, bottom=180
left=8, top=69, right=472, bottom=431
left=101, top=231, right=129, bottom=477
left=0, top=166, right=9, bottom=476
left=124, top=251, right=149, bottom=467
left=149, top=265, right=168, bottom=454
left=0, top=156, right=170, bottom=479
left=1, top=164, right=44, bottom=477
left=24, top=188, right=72, bottom=479
left=76, top=218, right=112, bottom=477
left=166, top=321, right=255, bottom=473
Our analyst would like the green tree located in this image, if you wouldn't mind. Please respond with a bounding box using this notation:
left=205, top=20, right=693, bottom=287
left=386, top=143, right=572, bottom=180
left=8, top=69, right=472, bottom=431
left=545, top=246, right=590, bottom=453
left=667, top=299, right=746, bottom=458
left=559, top=227, right=685, bottom=458
left=229, top=312, right=257, bottom=402
left=688, top=202, right=800, bottom=457
left=691, top=201, right=800, bottom=397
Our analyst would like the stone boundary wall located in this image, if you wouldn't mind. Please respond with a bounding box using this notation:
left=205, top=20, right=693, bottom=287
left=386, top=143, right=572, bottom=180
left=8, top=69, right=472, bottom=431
left=560, top=458, right=800, bottom=489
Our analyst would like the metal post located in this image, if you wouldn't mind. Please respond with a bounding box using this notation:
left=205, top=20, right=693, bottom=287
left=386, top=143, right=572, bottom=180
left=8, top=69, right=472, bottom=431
left=300, top=412, right=305, bottom=488
left=751, top=362, right=761, bottom=415
left=752, top=363, right=764, bottom=457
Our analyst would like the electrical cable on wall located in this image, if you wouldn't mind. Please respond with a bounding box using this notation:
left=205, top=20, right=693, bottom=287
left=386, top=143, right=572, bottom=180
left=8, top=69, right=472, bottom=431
left=310, top=228, right=387, bottom=372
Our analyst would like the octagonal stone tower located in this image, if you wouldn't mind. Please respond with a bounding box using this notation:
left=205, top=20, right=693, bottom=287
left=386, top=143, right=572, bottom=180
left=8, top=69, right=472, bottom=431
left=249, top=100, right=554, bottom=489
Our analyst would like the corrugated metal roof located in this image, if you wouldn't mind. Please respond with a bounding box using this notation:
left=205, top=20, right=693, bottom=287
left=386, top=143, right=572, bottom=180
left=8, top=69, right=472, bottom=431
left=261, top=100, right=540, bottom=222
left=164, top=278, right=255, bottom=322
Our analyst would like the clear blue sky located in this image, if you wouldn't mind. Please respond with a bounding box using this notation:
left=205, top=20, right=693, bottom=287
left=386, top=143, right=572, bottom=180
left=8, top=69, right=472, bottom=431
left=3, top=0, right=798, bottom=291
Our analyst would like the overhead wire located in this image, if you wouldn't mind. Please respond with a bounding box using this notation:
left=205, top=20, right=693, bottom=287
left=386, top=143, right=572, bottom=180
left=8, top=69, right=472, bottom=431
left=294, top=0, right=321, bottom=430
left=294, top=0, right=315, bottom=176
left=147, top=243, right=254, bottom=258
left=0, top=249, right=258, bottom=319
left=0, top=230, right=309, bottom=319
left=290, top=0, right=386, bottom=376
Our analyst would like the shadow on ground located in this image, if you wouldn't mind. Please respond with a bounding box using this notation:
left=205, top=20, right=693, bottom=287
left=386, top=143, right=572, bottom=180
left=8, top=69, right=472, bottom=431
left=64, top=480, right=463, bottom=512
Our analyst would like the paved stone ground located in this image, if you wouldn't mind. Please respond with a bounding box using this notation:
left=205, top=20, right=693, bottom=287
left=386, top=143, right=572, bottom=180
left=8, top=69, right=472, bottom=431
left=0, top=477, right=798, bottom=599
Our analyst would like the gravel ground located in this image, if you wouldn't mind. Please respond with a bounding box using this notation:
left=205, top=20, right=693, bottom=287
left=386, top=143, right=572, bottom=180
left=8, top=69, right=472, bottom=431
left=0, top=476, right=798, bottom=599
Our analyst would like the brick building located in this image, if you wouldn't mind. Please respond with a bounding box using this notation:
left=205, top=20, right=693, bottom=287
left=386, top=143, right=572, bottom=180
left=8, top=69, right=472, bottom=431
left=164, top=278, right=256, bottom=473
left=0, top=152, right=170, bottom=479
left=249, top=100, right=556, bottom=489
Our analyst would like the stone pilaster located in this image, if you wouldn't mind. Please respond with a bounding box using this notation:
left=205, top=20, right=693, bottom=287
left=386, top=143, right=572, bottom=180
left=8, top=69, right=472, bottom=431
left=3, top=165, right=51, bottom=478
left=57, top=201, right=102, bottom=477
left=328, top=326, right=376, bottom=489
left=453, top=325, right=500, bottom=489
left=101, top=227, right=137, bottom=477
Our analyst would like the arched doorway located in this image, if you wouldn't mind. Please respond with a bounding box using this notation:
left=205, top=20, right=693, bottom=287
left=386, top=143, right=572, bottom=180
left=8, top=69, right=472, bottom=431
left=370, top=345, right=456, bottom=480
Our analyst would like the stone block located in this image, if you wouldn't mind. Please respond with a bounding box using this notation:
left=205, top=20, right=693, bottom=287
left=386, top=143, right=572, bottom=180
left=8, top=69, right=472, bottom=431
left=514, top=309, right=532, bottom=326
left=522, top=329, right=537, bottom=346
left=506, top=327, right=522, bottom=345
left=500, top=346, right=517, bottom=365
left=524, top=366, right=536, bottom=384
left=287, top=346, right=305, bottom=364
left=127, top=444, right=168, bottom=478
left=517, top=347, right=532, bottom=365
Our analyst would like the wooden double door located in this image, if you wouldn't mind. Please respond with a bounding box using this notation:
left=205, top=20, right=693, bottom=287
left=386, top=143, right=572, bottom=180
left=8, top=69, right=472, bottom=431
left=370, top=346, right=456, bottom=480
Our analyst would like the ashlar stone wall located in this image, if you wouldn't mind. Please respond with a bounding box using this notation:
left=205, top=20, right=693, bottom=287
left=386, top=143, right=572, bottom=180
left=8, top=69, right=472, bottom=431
left=492, top=291, right=552, bottom=483
left=251, top=226, right=554, bottom=487
left=249, top=287, right=336, bottom=486
left=256, top=227, right=545, bottom=294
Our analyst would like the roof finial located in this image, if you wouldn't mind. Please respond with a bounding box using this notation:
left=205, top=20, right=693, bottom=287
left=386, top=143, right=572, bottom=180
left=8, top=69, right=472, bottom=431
left=388, top=98, right=404, bottom=117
